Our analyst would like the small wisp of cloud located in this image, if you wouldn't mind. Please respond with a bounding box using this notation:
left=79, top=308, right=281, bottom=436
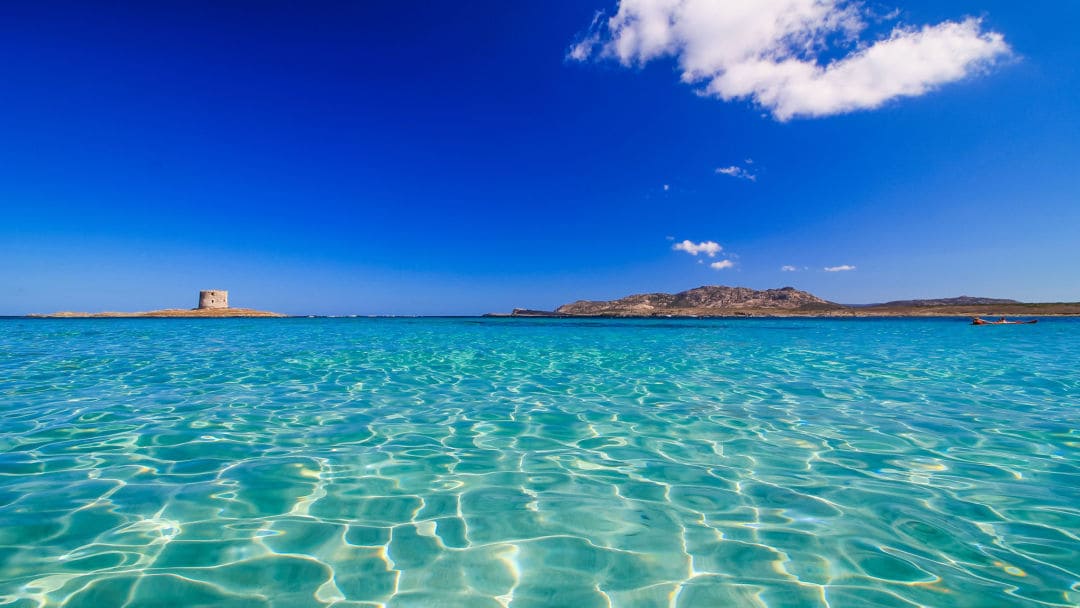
left=673, top=240, right=722, bottom=257
left=710, top=260, right=735, bottom=270
left=824, top=265, right=857, bottom=272
left=715, top=165, right=757, bottom=181
left=780, top=265, right=798, bottom=272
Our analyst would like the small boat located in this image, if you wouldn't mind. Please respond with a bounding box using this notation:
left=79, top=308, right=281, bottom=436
left=971, top=317, right=1038, bottom=325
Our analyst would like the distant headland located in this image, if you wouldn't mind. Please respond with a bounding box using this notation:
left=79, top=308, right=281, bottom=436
left=487, top=286, right=1080, bottom=318
left=29, top=290, right=285, bottom=318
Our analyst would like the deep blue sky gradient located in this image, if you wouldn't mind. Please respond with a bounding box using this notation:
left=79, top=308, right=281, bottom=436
left=2, top=1, right=1078, bottom=314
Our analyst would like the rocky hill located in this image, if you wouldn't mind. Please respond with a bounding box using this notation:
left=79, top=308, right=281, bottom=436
left=555, top=286, right=841, bottom=316
left=489, top=287, right=1080, bottom=318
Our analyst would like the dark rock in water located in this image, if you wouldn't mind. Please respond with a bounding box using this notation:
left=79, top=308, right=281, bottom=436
left=510, top=308, right=565, bottom=317
left=482, top=309, right=565, bottom=318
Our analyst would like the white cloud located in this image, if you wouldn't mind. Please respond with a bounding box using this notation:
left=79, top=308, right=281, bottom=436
left=710, top=260, right=735, bottom=270
left=673, top=239, right=721, bottom=257
left=824, top=264, right=856, bottom=272
left=663, top=183, right=670, bottom=191
left=781, top=265, right=798, bottom=272
left=716, top=165, right=756, bottom=181
left=570, top=1, right=1010, bottom=120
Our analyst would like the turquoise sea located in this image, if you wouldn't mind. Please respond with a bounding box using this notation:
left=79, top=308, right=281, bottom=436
left=0, top=317, right=1077, bottom=607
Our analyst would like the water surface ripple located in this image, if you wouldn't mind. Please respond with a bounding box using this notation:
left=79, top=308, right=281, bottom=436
left=0, top=318, right=1077, bottom=607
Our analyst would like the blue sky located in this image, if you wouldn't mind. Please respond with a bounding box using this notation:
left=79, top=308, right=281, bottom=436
left=2, top=1, right=1078, bottom=315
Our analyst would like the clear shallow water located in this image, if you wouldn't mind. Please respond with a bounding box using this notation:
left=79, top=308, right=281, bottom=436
left=0, top=317, right=1077, bottom=608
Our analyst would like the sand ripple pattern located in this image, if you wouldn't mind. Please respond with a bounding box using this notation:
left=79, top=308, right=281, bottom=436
left=0, top=318, right=1078, bottom=607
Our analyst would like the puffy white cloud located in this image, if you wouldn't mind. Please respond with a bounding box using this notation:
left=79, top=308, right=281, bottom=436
left=780, top=265, right=798, bottom=272
left=710, top=260, right=735, bottom=270
left=673, top=239, right=721, bottom=257
left=570, top=1, right=1010, bottom=120
left=716, top=165, right=756, bottom=181
left=824, top=264, right=856, bottom=272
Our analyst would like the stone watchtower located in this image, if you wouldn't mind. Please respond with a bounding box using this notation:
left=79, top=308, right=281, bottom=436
left=198, top=290, right=229, bottom=309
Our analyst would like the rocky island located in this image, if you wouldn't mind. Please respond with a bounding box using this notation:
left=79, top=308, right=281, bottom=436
left=30, top=290, right=286, bottom=318
left=489, top=286, right=1080, bottom=318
